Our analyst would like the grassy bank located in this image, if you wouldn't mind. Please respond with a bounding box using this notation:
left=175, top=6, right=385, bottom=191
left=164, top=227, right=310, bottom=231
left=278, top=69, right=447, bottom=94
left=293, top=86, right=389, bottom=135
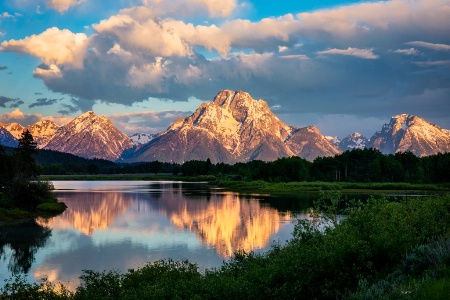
left=0, top=181, right=67, bottom=222
left=0, top=201, right=67, bottom=222
left=2, top=193, right=450, bottom=299
left=215, top=179, right=450, bottom=193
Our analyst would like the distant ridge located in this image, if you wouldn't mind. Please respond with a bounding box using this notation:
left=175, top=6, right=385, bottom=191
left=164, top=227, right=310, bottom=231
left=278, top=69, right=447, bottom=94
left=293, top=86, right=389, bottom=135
left=368, top=114, right=450, bottom=156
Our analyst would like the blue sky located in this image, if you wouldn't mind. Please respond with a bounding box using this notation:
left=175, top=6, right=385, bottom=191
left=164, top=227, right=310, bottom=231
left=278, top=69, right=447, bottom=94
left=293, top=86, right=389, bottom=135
left=0, top=0, right=449, bottom=138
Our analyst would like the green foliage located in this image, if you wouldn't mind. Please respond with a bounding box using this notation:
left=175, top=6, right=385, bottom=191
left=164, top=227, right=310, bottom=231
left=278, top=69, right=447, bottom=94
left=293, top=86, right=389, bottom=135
left=0, top=275, right=73, bottom=299
left=36, top=202, right=67, bottom=214
left=13, top=129, right=39, bottom=182
left=9, top=181, right=57, bottom=211
left=2, top=192, right=450, bottom=299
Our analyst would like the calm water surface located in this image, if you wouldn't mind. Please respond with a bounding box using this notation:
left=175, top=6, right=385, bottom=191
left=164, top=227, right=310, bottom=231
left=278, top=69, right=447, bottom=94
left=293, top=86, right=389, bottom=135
left=0, top=181, right=312, bottom=289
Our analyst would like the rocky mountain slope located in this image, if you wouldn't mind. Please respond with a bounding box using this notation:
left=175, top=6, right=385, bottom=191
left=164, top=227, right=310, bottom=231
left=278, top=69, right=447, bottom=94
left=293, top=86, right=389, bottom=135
left=286, top=126, right=341, bottom=161
left=0, top=127, right=18, bottom=147
left=3, top=122, right=24, bottom=139
left=45, top=111, right=134, bottom=161
left=26, top=120, right=60, bottom=148
left=338, top=132, right=369, bottom=152
left=368, top=114, right=450, bottom=156
left=122, top=90, right=340, bottom=163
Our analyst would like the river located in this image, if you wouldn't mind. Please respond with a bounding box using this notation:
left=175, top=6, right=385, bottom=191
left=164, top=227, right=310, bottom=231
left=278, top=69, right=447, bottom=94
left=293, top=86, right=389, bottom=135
left=0, top=180, right=314, bottom=290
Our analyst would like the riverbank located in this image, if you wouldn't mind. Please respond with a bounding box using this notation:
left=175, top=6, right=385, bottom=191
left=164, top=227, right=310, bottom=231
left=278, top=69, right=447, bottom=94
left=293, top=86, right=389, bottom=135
left=2, top=193, right=450, bottom=299
left=0, top=202, right=67, bottom=222
left=39, top=174, right=450, bottom=193
left=214, top=179, right=450, bottom=194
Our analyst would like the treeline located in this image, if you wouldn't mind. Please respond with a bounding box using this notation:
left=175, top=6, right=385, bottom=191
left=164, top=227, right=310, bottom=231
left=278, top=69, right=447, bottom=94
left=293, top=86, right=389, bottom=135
left=181, top=149, right=450, bottom=183
left=28, top=146, right=450, bottom=183
left=21, top=148, right=179, bottom=175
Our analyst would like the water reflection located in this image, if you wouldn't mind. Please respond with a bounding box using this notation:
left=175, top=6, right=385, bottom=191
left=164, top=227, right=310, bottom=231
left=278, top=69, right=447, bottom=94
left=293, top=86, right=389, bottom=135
left=37, top=192, right=134, bottom=236
left=0, top=219, right=52, bottom=274
left=1, top=181, right=306, bottom=288
left=162, top=192, right=291, bottom=257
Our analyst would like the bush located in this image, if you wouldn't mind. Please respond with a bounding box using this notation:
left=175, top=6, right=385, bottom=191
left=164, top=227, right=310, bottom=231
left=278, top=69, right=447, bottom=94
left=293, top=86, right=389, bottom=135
left=9, top=181, right=57, bottom=211
left=36, top=202, right=67, bottom=214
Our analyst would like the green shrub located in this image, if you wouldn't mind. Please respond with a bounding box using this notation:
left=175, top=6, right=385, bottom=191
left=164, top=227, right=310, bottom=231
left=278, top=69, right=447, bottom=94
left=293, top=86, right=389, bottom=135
left=36, top=202, right=67, bottom=214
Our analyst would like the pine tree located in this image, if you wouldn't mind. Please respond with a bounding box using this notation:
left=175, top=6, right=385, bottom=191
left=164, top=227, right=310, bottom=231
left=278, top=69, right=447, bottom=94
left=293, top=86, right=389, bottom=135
left=13, top=129, right=39, bottom=181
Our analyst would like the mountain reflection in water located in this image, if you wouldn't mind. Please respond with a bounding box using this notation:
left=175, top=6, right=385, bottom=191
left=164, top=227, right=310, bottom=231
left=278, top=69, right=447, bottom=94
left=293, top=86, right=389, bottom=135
left=1, top=181, right=305, bottom=288
left=39, top=183, right=292, bottom=258
left=167, top=192, right=291, bottom=257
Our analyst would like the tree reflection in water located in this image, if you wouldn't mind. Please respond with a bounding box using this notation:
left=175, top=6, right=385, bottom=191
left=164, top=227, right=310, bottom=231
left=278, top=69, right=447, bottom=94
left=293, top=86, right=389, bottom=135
left=0, top=219, right=52, bottom=274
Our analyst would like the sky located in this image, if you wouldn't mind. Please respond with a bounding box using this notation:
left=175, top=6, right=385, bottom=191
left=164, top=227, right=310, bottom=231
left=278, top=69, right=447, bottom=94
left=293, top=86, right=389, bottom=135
left=0, top=0, right=449, bottom=139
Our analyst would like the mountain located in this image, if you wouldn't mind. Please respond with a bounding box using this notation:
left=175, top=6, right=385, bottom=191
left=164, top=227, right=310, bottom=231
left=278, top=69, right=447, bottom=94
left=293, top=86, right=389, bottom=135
left=121, top=90, right=340, bottom=163
left=0, top=127, right=18, bottom=147
left=44, top=111, right=134, bottom=161
left=286, top=126, right=341, bottom=161
left=130, top=133, right=156, bottom=146
left=339, top=132, right=369, bottom=151
left=26, top=120, right=60, bottom=148
left=368, top=114, right=450, bottom=156
left=325, top=136, right=341, bottom=147
left=3, top=122, right=24, bottom=139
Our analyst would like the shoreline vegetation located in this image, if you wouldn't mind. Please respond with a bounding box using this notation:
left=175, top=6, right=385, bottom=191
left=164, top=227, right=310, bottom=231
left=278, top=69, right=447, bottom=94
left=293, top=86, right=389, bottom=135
left=1, top=192, right=449, bottom=299
left=40, top=173, right=450, bottom=193
left=0, top=131, right=66, bottom=222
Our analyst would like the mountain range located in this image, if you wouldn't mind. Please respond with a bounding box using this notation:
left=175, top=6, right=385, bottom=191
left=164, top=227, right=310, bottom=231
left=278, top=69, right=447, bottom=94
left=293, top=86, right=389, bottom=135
left=1, top=90, right=449, bottom=163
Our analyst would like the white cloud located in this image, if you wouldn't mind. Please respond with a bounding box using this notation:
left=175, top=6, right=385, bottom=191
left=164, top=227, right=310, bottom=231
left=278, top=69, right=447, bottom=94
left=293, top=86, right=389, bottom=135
left=279, top=54, right=309, bottom=60
left=278, top=46, right=288, bottom=53
left=46, top=0, right=86, bottom=13
left=0, top=108, right=41, bottom=125
left=405, top=41, right=450, bottom=51
left=0, top=12, right=14, bottom=18
left=317, top=47, right=378, bottom=59
left=0, top=27, right=88, bottom=68
left=414, top=60, right=450, bottom=67
left=142, top=0, right=237, bottom=17
left=393, top=48, right=420, bottom=56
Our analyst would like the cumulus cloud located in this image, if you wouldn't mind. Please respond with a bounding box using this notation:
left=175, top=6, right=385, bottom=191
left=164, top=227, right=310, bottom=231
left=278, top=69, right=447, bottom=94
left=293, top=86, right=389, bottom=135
left=317, top=47, right=378, bottom=59
left=0, top=108, right=73, bottom=126
left=0, top=108, right=41, bottom=125
left=0, top=27, right=89, bottom=68
left=46, top=0, right=86, bottom=13
left=405, top=41, right=450, bottom=51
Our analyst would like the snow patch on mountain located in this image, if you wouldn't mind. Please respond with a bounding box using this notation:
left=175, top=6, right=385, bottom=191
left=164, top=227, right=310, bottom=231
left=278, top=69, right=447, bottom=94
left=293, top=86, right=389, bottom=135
left=339, top=132, right=369, bottom=151
left=130, top=133, right=156, bottom=145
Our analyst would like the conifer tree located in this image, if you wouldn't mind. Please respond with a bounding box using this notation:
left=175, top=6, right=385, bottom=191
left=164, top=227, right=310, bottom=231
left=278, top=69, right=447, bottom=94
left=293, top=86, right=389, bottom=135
left=13, top=129, right=39, bottom=181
